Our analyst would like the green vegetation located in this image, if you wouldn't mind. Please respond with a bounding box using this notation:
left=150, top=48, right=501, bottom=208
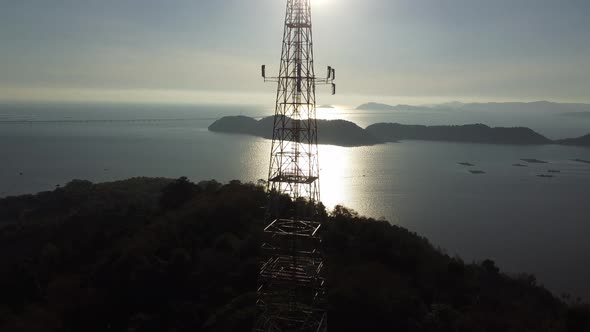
left=1, top=178, right=589, bottom=331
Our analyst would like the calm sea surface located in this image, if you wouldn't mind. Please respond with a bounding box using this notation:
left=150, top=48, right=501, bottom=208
left=1, top=102, right=590, bottom=300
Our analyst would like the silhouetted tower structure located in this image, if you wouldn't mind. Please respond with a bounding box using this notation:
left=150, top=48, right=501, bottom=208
left=256, top=0, right=335, bottom=331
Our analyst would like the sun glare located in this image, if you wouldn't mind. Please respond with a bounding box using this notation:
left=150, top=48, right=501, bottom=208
left=312, top=0, right=329, bottom=7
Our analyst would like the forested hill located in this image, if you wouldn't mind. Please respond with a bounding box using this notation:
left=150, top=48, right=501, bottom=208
left=1, top=177, right=589, bottom=331
left=208, top=116, right=578, bottom=147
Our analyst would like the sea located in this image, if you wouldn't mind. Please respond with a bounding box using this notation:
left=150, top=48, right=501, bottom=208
left=1, top=101, right=590, bottom=300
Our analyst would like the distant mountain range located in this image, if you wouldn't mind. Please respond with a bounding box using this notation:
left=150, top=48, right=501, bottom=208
left=357, top=101, right=590, bottom=113
left=208, top=116, right=590, bottom=147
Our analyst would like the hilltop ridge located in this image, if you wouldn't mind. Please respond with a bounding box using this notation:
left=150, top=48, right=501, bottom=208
left=0, top=177, right=588, bottom=331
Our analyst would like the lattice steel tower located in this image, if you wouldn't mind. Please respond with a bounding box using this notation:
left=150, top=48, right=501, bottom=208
left=256, top=0, right=336, bottom=331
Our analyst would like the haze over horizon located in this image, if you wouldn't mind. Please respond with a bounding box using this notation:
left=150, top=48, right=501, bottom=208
left=2, top=0, right=590, bottom=105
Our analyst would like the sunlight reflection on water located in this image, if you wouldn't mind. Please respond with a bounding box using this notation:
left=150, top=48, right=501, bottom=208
left=318, top=144, right=353, bottom=209
left=235, top=134, right=359, bottom=213
left=315, top=105, right=352, bottom=122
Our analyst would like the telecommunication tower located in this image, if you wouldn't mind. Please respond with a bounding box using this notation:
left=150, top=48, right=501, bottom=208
left=256, top=0, right=336, bottom=331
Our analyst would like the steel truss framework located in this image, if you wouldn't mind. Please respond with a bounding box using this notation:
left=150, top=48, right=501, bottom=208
left=256, top=0, right=335, bottom=331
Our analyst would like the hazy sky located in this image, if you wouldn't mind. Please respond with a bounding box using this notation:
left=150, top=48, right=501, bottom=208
left=1, top=0, right=589, bottom=105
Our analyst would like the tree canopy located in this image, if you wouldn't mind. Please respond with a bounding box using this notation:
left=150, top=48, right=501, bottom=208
left=0, top=178, right=588, bottom=331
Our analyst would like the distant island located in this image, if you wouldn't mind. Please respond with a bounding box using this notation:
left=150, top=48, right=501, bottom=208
left=356, top=102, right=430, bottom=111
left=1, top=177, right=588, bottom=330
left=208, top=115, right=588, bottom=147
left=556, top=134, right=590, bottom=147
left=357, top=100, right=590, bottom=113
left=357, top=102, right=412, bottom=111
left=364, top=122, right=551, bottom=145
left=209, top=115, right=381, bottom=147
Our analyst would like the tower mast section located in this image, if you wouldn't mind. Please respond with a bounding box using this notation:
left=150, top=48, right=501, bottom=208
left=256, top=0, right=336, bottom=331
